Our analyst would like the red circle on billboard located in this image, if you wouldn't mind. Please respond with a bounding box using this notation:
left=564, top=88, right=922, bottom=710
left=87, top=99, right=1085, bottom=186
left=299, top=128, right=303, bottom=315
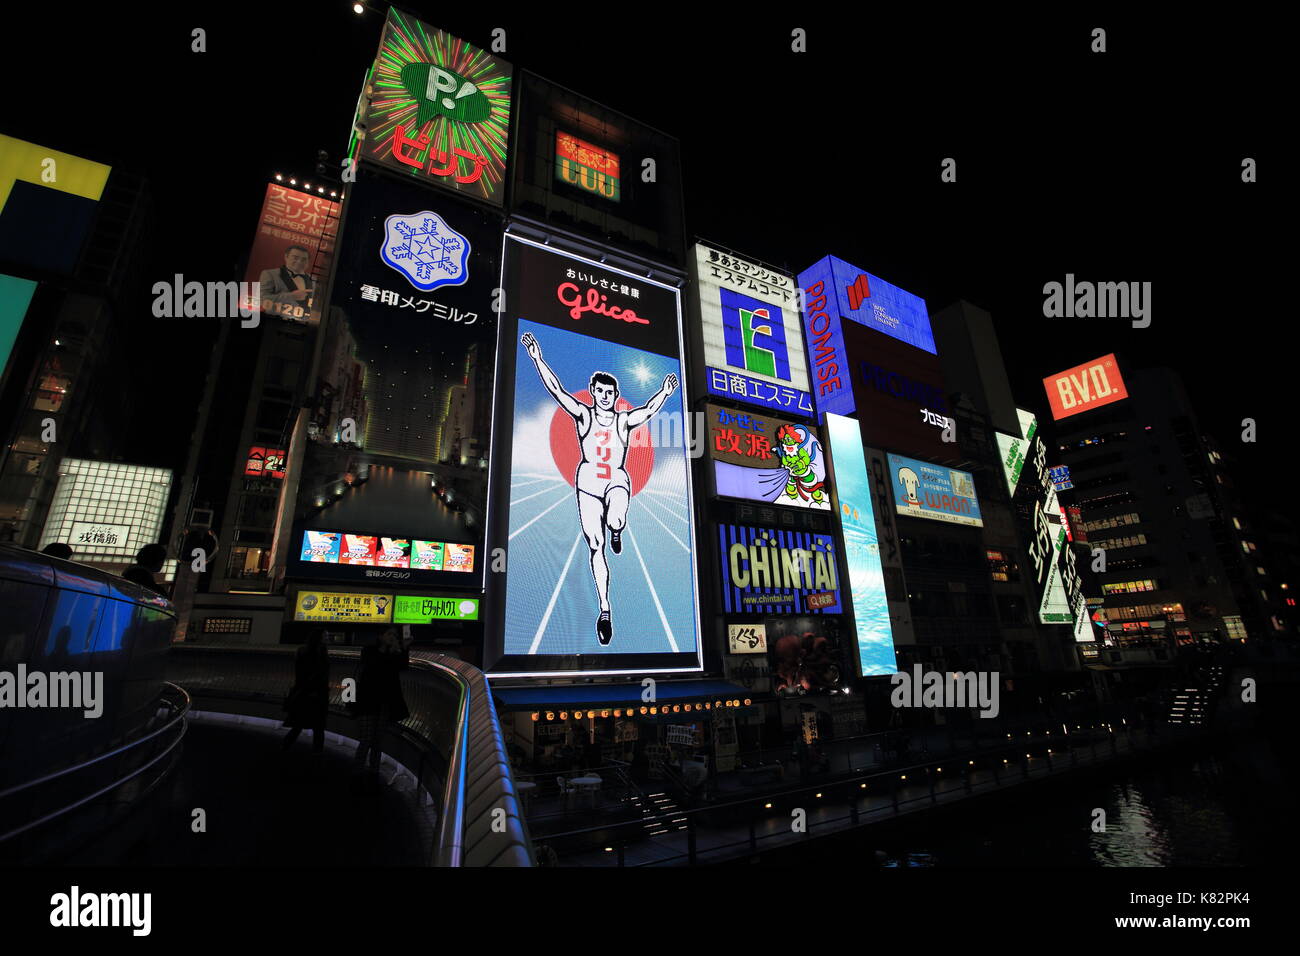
left=548, top=390, right=654, bottom=495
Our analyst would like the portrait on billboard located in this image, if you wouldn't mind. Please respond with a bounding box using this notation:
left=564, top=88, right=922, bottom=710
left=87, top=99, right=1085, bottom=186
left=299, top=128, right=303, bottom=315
left=242, top=182, right=340, bottom=324
left=493, top=236, right=700, bottom=672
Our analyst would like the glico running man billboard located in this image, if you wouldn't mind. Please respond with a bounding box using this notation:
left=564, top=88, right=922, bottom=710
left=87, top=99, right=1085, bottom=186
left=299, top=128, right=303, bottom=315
left=288, top=173, right=501, bottom=588
left=690, top=243, right=812, bottom=415
left=486, top=235, right=700, bottom=676
left=707, top=402, right=831, bottom=510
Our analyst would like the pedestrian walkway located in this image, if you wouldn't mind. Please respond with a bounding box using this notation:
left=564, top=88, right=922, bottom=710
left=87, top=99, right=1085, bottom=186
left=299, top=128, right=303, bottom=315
left=60, top=716, right=433, bottom=865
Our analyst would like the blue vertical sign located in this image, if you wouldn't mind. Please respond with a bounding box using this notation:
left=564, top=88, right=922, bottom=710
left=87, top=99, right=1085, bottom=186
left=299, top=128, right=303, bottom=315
left=826, top=413, right=897, bottom=676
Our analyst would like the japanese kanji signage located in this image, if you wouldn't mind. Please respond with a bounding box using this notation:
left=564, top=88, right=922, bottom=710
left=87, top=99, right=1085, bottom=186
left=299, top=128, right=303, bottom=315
left=293, top=590, right=393, bottom=623
left=69, top=522, right=131, bottom=550
left=556, top=131, right=619, bottom=201
left=887, top=453, right=984, bottom=528
left=707, top=402, right=831, bottom=510
left=691, top=243, right=812, bottom=414
left=242, top=182, right=340, bottom=324
left=393, top=595, right=480, bottom=622
left=726, top=623, right=768, bottom=654
left=360, top=9, right=512, bottom=205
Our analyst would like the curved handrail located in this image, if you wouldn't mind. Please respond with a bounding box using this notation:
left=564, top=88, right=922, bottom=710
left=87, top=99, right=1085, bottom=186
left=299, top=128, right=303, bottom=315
left=167, top=645, right=533, bottom=866
left=0, top=682, right=191, bottom=844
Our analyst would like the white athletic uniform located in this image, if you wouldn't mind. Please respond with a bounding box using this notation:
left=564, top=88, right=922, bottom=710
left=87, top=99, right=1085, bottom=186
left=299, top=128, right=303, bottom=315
left=576, top=410, right=631, bottom=499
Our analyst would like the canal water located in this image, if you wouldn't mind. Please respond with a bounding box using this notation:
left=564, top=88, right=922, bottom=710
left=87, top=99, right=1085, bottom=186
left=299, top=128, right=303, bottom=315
left=768, top=728, right=1299, bottom=867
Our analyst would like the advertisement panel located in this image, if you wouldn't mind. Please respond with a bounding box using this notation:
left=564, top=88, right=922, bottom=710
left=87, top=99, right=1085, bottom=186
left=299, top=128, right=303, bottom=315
left=489, top=235, right=699, bottom=675
left=797, top=254, right=934, bottom=419
left=1048, top=465, right=1073, bottom=490
left=393, top=594, right=480, bottom=622
left=996, top=408, right=1038, bottom=495
left=241, top=182, right=340, bottom=324
left=826, top=414, right=897, bottom=676
left=293, top=590, right=393, bottom=623
left=244, top=446, right=287, bottom=479
left=1043, top=353, right=1129, bottom=421
left=766, top=615, right=847, bottom=696
left=707, top=402, right=830, bottom=510
left=556, top=131, right=620, bottom=201
left=0, top=273, right=38, bottom=385
left=843, top=319, right=953, bottom=460
left=864, top=444, right=914, bottom=646
left=719, top=524, right=841, bottom=615
left=38, top=460, right=172, bottom=565
left=359, top=9, right=511, bottom=205
left=727, top=623, right=768, bottom=654
left=886, top=454, right=984, bottom=528
left=691, top=243, right=811, bottom=414
left=288, top=174, right=500, bottom=588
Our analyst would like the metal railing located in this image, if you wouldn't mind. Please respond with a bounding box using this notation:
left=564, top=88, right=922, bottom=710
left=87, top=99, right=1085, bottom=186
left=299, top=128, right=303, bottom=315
left=166, top=644, right=533, bottom=866
left=0, top=682, right=191, bottom=854
left=537, top=717, right=1163, bottom=865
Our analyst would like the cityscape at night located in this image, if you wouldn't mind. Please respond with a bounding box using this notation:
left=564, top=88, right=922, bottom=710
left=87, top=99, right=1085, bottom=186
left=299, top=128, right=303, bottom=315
left=0, top=3, right=1286, bottom=938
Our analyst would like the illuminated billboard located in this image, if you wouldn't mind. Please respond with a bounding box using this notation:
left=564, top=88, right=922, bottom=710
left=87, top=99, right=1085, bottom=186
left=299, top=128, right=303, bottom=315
left=359, top=9, right=511, bottom=205
left=798, top=254, right=934, bottom=419
left=1043, top=353, right=1129, bottom=421
left=719, top=524, right=841, bottom=615
left=293, top=590, right=393, bottom=624
left=245, top=446, right=287, bottom=479
left=691, top=243, right=811, bottom=414
left=0, top=135, right=110, bottom=276
left=707, top=403, right=830, bottom=510
left=1048, top=465, right=1073, bottom=490
left=843, top=319, right=953, bottom=460
left=886, top=454, right=983, bottom=528
left=288, top=174, right=500, bottom=588
left=0, top=273, right=37, bottom=386
left=241, top=182, right=340, bottom=324
left=995, top=408, right=1038, bottom=495
left=825, top=414, right=897, bottom=677
left=556, top=131, right=620, bottom=201
left=393, top=594, right=480, bottom=623
left=38, top=460, right=172, bottom=566
left=487, top=235, right=699, bottom=675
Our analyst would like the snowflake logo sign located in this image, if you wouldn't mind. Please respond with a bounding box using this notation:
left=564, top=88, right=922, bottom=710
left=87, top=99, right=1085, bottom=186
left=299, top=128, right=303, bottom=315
left=380, top=210, right=472, bottom=292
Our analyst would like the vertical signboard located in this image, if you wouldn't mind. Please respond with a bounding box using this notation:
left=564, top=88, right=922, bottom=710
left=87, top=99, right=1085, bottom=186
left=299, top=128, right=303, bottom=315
left=488, top=235, right=699, bottom=675
left=360, top=9, right=512, bottom=205
left=825, top=414, right=897, bottom=677
left=242, top=182, right=340, bottom=324
left=288, top=175, right=501, bottom=588
left=864, top=444, right=914, bottom=647
left=691, top=243, right=811, bottom=414
left=995, top=408, right=1038, bottom=495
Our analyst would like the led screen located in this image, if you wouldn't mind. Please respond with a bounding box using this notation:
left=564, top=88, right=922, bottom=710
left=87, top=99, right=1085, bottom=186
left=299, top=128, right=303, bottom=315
left=487, top=235, right=700, bottom=675
left=825, top=413, right=897, bottom=676
left=886, top=453, right=984, bottom=528
left=707, top=402, right=830, bottom=510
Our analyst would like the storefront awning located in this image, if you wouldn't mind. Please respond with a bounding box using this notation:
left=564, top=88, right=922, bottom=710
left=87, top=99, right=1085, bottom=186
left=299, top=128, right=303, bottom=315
left=490, top=680, right=751, bottom=711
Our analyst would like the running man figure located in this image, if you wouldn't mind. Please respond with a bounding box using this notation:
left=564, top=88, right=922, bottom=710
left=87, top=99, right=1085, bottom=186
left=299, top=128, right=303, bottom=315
left=521, top=332, right=679, bottom=645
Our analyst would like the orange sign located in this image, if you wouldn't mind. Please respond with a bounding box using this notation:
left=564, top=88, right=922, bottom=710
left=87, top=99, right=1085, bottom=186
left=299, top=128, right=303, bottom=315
left=1043, top=353, right=1129, bottom=420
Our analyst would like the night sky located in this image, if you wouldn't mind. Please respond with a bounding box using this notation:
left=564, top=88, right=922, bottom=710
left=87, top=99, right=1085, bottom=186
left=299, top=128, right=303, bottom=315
left=1, top=6, right=1284, bottom=515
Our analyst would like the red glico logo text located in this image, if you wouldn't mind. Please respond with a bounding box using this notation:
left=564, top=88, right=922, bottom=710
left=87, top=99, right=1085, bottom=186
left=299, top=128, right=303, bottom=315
left=556, top=283, right=649, bottom=325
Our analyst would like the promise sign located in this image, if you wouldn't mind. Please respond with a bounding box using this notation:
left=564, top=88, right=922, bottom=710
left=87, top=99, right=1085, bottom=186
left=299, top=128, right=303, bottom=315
left=1043, top=353, right=1129, bottom=421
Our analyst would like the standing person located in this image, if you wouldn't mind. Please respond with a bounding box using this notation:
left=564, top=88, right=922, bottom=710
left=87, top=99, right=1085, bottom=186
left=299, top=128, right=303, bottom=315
left=282, top=631, right=331, bottom=754
left=122, top=544, right=168, bottom=595
left=353, top=627, right=410, bottom=773
left=519, top=331, right=678, bottom=646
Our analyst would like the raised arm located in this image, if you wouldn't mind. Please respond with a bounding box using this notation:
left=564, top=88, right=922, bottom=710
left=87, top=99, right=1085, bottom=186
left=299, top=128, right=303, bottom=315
left=626, top=373, right=679, bottom=428
left=521, top=332, right=585, bottom=419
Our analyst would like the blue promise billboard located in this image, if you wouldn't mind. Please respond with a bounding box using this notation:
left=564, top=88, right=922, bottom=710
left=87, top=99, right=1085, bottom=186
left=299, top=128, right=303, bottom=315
left=797, top=254, right=935, bottom=420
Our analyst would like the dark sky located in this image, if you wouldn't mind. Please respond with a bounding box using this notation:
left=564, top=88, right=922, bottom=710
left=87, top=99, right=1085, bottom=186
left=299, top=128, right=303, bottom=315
left=1, top=5, right=1285, bottom=512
